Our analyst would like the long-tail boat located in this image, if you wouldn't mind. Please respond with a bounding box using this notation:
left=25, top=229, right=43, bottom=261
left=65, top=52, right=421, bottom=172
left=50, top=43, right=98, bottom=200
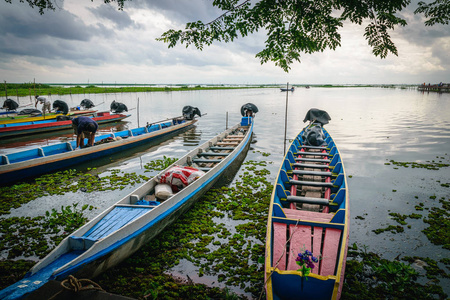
left=265, top=108, right=349, bottom=300
left=0, top=104, right=257, bottom=299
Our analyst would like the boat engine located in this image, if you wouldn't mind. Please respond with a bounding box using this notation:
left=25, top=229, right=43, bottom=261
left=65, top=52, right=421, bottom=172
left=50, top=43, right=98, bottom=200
left=80, top=99, right=95, bottom=109
left=53, top=100, right=69, bottom=115
left=302, top=108, right=331, bottom=146
left=240, top=103, right=258, bottom=117
left=2, top=99, right=19, bottom=111
left=18, top=108, right=41, bottom=115
left=182, top=106, right=201, bottom=120
left=110, top=100, right=128, bottom=113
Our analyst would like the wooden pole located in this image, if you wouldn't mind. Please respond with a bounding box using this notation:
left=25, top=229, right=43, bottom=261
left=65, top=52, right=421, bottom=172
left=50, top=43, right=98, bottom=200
left=283, top=82, right=289, bottom=156
left=226, top=111, right=228, bottom=129
left=4, top=80, right=7, bottom=99
left=137, top=97, right=140, bottom=128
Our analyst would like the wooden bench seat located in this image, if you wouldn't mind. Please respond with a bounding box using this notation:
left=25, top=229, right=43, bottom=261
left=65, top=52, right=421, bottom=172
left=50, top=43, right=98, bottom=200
left=284, top=209, right=334, bottom=222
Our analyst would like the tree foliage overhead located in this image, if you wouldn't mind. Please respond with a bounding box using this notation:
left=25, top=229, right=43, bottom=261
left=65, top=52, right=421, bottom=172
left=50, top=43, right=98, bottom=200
left=4, top=0, right=449, bottom=72
left=157, top=0, right=449, bottom=72
left=157, top=0, right=412, bottom=72
left=4, top=0, right=127, bottom=15
left=415, top=0, right=450, bottom=26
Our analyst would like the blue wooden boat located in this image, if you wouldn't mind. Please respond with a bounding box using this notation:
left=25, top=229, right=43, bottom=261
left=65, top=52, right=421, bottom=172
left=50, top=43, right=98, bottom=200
left=265, top=108, right=349, bottom=300
left=0, top=115, right=196, bottom=186
left=0, top=104, right=257, bottom=300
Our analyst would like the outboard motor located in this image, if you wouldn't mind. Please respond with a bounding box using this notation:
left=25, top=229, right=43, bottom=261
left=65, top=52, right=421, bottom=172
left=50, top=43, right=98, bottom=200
left=182, top=106, right=201, bottom=120
left=53, top=100, right=69, bottom=115
left=110, top=100, right=128, bottom=113
left=240, top=103, right=258, bottom=126
left=56, top=115, right=72, bottom=121
left=18, top=108, right=42, bottom=115
left=80, top=99, right=95, bottom=109
left=240, top=103, right=258, bottom=117
left=302, top=108, right=331, bottom=146
left=2, top=99, right=19, bottom=111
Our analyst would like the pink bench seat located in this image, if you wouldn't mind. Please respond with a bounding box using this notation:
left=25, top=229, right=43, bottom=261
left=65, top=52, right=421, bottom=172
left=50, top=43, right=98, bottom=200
left=272, top=221, right=342, bottom=276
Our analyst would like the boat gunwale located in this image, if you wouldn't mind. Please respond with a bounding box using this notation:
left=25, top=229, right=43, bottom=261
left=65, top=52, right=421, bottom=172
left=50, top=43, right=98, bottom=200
left=265, top=127, right=350, bottom=300
left=0, top=119, right=196, bottom=173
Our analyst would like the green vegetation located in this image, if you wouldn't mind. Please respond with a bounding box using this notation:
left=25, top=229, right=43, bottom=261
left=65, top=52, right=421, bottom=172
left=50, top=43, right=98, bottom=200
left=343, top=244, right=446, bottom=299
left=386, top=159, right=449, bottom=170
left=1, top=83, right=258, bottom=98
left=422, top=197, right=450, bottom=250
left=0, top=154, right=448, bottom=298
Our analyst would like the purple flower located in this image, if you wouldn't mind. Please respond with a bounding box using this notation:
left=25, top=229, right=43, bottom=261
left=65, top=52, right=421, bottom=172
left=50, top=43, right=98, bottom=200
left=312, top=256, right=318, bottom=263
left=305, top=250, right=312, bottom=256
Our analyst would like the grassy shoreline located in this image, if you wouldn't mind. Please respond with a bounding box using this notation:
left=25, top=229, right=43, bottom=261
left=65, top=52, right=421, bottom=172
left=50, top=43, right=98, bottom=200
left=1, top=83, right=417, bottom=98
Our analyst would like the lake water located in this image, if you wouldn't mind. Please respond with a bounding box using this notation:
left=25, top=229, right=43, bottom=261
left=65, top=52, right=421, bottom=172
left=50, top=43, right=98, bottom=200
left=2, top=87, right=449, bottom=296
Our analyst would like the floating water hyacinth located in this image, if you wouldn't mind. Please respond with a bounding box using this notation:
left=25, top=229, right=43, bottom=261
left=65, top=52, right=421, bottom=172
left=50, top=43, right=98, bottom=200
left=296, top=249, right=319, bottom=290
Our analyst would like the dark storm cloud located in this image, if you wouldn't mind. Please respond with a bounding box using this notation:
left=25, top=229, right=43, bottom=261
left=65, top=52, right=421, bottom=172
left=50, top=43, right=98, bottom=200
left=0, top=1, right=115, bottom=63
left=0, top=2, right=91, bottom=41
left=127, top=0, right=223, bottom=24
left=88, top=4, right=141, bottom=29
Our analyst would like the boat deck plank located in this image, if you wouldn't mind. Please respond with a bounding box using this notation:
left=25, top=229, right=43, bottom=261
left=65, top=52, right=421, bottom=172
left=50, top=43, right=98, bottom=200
left=272, top=222, right=287, bottom=270
left=287, top=225, right=311, bottom=271
left=319, top=228, right=342, bottom=276
left=272, top=221, right=342, bottom=276
left=83, top=207, right=151, bottom=240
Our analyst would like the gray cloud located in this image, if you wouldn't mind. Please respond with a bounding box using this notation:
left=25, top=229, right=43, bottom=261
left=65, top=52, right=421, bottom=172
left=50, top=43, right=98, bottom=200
left=127, top=0, right=223, bottom=24
left=88, top=4, right=141, bottom=29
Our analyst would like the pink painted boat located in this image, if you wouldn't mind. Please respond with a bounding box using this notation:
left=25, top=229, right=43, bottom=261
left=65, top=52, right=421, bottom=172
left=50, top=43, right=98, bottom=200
left=265, top=108, right=349, bottom=300
left=0, top=111, right=129, bottom=139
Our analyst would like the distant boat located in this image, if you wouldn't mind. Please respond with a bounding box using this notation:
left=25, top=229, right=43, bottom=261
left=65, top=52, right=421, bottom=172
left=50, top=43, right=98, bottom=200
left=0, top=104, right=256, bottom=300
left=280, top=87, right=295, bottom=92
left=305, top=86, right=310, bottom=89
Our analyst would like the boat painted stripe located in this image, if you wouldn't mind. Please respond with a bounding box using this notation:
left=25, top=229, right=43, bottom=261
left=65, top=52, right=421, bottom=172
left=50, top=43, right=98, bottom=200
left=0, top=121, right=196, bottom=182
left=53, top=122, right=253, bottom=279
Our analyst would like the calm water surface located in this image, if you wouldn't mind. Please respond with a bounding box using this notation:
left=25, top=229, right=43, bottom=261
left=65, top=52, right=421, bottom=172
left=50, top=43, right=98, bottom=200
left=2, top=87, right=449, bottom=295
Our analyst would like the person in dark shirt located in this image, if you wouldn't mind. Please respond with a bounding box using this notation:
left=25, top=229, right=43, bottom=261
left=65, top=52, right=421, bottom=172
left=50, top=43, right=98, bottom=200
left=72, top=116, right=98, bottom=148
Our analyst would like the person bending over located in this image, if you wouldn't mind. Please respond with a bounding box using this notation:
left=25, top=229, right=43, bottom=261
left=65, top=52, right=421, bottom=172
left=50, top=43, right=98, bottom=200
left=72, top=116, right=98, bottom=149
left=35, top=95, right=51, bottom=114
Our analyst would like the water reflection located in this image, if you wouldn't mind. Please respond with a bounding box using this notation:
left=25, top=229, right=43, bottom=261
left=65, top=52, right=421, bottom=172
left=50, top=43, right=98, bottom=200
left=3, top=87, right=450, bottom=295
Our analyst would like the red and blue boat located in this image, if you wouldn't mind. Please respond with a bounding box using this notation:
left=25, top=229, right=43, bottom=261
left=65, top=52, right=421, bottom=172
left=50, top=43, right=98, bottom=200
left=0, top=111, right=127, bottom=139
left=0, top=113, right=198, bottom=186
left=265, top=108, right=349, bottom=300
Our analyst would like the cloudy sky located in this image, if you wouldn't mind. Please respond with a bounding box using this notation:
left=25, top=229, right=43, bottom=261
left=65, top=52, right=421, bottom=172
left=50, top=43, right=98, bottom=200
left=0, top=0, right=448, bottom=85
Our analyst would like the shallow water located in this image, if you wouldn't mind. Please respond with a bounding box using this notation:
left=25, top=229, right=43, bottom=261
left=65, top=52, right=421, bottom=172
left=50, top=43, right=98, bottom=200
left=2, top=87, right=449, bottom=295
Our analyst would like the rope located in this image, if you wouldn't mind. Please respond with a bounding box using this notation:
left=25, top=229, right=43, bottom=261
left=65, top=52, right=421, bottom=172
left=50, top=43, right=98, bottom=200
left=48, top=275, right=104, bottom=300
left=61, top=275, right=105, bottom=293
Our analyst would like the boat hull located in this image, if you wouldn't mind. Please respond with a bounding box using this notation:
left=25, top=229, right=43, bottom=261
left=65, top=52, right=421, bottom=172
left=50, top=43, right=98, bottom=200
left=0, top=110, right=97, bottom=125
left=0, top=119, right=196, bottom=185
left=0, top=117, right=254, bottom=300
left=0, top=112, right=124, bottom=138
left=65, top=135, right=251, bottom=280
left=265, top=126, right=349, bottom=300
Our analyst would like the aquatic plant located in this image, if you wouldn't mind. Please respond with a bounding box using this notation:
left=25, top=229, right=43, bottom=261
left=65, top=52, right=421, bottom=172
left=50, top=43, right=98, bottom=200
left=422, top=197, right=450, bottom=249
left=343, top=244, right=447, bottom=299
left=144, top=156, right=178, bottom=172
left=0, top=169, right=149, bottom=215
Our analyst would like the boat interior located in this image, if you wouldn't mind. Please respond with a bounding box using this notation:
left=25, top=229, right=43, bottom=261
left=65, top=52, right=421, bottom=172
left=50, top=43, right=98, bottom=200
left=68, top=119, right=251, bottom=252
left=270, top=128, right=347, bottom=277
